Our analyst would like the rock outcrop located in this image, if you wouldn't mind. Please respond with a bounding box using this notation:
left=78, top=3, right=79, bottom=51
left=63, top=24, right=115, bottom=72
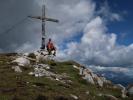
left=73, top=65, right=111, bottom=87
left=115, top=84, right=127, bottom=98
left=12, top=57, right=30, bottom=67
left=127, top=84, right=133, bottom=96
left=12, top=66, right=22, bottom=73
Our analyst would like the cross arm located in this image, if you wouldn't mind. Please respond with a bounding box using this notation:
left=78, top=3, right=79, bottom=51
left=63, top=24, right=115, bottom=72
left=45, top=17, right=59, bottom=23
left=28, top=16, right=59, bottom=23
left=28, top=16, right=42, bottom=20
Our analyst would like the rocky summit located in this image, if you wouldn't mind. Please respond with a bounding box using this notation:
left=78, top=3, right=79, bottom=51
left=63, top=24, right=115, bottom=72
left=0, top=51, right=133, bottom=100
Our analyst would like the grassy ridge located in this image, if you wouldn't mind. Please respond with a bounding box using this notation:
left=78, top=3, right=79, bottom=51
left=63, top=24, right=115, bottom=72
left=0, top=54, right=132, bottom=100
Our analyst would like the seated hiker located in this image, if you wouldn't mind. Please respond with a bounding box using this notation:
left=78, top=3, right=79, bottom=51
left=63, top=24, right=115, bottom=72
left=46, top=38, right=56, bottom=56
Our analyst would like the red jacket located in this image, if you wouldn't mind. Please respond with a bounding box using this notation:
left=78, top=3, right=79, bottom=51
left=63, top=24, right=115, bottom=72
left=47, top=42, right=56, bottom=50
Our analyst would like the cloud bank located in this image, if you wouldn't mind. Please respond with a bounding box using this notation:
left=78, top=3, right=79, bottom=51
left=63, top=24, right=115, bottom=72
left=0, top=0, right=133, bottom=69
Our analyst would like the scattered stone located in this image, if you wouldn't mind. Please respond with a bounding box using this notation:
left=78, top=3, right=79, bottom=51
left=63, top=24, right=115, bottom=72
left=97, top=93, right=103, bottom=96
left=79, top=67, right=85, bottom=75
left=56, top=78, right=60, bottom=81
left=86, top=91, right=90, bottom=95
left=34, top=51, right=49, bottom=63
left=116, top=84, right=125, bottom=90
left=115, top=84, right=127, bottom=98
left=37, top=64, right=50, bottom=70
left=12, top=57, right=30, bottom=66
left=32, top=85, right=37, bottom=87
left=127, top=85, right=133, bottom=96
left=26, top=82, right=30, bottom=84
left=70, top=94, right=78, bottom=100
left=30, top=64, right=53, bottom=77
left=28, top=72, right=34, bottom=76
left=121, top=90, right=127, bottom=98
left=100, top=77, right=112, bottom=84
left=73, top=65, right=79, bottom=69
left=28, top=64, right=72, bottom=85
left=77, top=66, right=113, bottom=87
left=23, top=53, right=30, bottom=57
left=12, top=66, right=22, bottom=73
left=96, top=77, right=103, bottom=87
left=83, top=69, right=95, bottom=84
left=27, top=53, right=36, bottom=59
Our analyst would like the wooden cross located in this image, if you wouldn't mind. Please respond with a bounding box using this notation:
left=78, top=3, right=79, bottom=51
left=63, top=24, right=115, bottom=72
left=28, top=2, right=59, bottom=50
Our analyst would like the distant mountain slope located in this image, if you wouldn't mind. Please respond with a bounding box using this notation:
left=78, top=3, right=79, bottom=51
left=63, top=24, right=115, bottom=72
left=96, top=71, right=133, bottom=87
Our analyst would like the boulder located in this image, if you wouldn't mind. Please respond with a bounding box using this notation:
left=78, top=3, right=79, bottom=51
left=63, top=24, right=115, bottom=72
left=37, top=64, right=50, bottom=70
left=34, top=51, right=48, bottom=62
left=116, top=84, right=125, bottom=90
left=86, top=91, right=90, bottom=95
left=104, top=94, right=118, bottom=100
left=31, top=64, right=55, bottom=77
left=34, top=67, right=51, bottom=77
left=27, top=53, right=36, bottom=59
left=100, top=77, right=112, bottom=84
left=70, top=94, right=78, bottom=100
left=12, top=66, right=22, bottom=73
left=127, top=85, right=133, bottom=96
left=79, top=67, right=85, bottom=75
left=96, top=77, right=103, bottom=87
left=12, top=57, right=30, bottom=66
left=83, top=72, right=95, bottom=84
left=73, top=65, right=79, bottom=70
left=115, top=84, right=127, bottom=98
left=28, top=72, right=34, bottom=76
left=78, top=66, right=113, bottom=87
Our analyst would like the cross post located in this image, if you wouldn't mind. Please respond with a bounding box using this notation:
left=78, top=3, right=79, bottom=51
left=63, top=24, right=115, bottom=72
left=28, top=2, right=59, bottom=50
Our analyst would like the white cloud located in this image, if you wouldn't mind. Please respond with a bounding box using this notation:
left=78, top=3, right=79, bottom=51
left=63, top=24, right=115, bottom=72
left=36, top=0, right=96, bottom=44
left=89, top=65, right=130, bottom=73
left=12, top=0, right=132, bottom=68
left=97, top=1, right=122, bottom=21
left=16, top=42, right=38, bottom=53
left=59, top=15, right=133, bottom=67
left=88, top=65, right=133, bottom=77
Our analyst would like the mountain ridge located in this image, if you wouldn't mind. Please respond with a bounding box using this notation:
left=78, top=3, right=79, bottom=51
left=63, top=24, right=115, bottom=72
left=0, top=51, right=133, bottom=100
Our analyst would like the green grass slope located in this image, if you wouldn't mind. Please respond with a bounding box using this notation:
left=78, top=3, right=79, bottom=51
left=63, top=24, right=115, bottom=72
left=0, top=53, right=132, bottom=100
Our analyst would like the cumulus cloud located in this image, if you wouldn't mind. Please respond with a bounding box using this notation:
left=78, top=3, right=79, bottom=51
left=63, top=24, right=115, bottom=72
left=0, top=0, right=41, bottom=52
left=16, top=42, right=37, bottom=53
left=58, top=16, right=133, bottom=67
left=0, top=0, right=133, bottom=69
left=89, top=65, right=130, bottom=74
left=97, top=1, right=122, bottom=22
left=54, top=0, right=133, bottom=68
left=43, top=0, right=96, bottom=44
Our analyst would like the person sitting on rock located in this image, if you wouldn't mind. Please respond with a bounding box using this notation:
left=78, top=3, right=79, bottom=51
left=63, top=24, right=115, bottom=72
left=46, top=38, right=56, bottom=56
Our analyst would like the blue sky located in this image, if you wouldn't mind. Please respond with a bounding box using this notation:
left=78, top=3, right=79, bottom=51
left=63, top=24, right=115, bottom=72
left=62, top=0, right=133, bottom=50
left=95, top=0, right=133, bottom=45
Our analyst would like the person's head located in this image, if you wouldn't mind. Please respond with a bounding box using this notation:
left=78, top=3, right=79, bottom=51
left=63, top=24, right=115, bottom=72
left=49, top=38, right=51, bottom=42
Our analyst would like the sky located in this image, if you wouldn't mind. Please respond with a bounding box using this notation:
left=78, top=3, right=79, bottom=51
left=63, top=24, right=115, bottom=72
left=99, top=0, right=133, bottom=45
left=0, top=0, right=133, bottom=77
